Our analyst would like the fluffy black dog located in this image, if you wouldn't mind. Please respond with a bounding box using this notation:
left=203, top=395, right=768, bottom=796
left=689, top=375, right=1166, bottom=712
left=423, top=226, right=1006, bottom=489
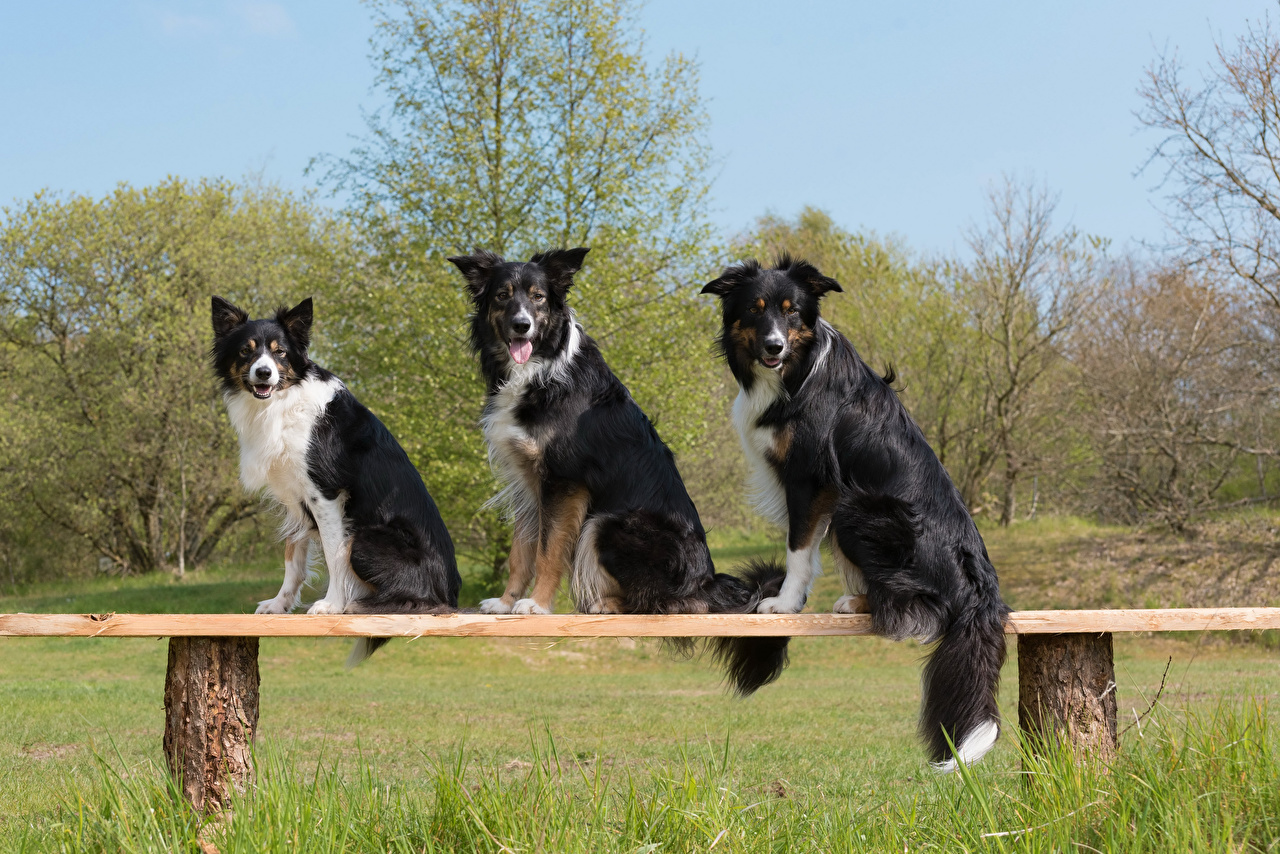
left=449, top=248, right=790, bottom=695
left=702, top=257, right=1009, bottom=768
left=211, top=296, right=459, bottom=661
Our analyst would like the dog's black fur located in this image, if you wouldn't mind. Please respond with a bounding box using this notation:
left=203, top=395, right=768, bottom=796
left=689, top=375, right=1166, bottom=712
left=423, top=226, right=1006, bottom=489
left=211, top=297, right=459, bottom=659
left=702, top=257, right=1010, bottom=766
left=449, top=248, right=790, bottom=695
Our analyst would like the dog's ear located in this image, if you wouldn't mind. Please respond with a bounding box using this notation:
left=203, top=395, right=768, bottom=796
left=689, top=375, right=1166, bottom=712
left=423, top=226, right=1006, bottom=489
left=700, top=259, right=761, bottom=298
left=532, top=247, right=590, bottom=294
left=781, top=256, right=843, bottom=298
left=211, top=296, right=249, bottom=338
left=448, top=250, right=504, bottom=300
left=277, top=298, right=314, bottom=351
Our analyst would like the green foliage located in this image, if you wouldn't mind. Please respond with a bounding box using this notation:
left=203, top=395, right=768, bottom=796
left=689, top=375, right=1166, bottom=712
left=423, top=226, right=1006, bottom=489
left=0, top=180, right=353, bottom=580
left=315, top=0, right=725, bottom=570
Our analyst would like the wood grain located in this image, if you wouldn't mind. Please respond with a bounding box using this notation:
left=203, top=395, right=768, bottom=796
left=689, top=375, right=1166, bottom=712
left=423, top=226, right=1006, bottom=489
left=3, top=608, right=1280, bottom=638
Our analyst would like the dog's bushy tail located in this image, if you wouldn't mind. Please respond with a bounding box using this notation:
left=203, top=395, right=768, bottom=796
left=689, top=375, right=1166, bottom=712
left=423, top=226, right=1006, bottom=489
left=703, top=558, right=791, bottom=697
left=920, top=593, right=1008, bottom=771
left=833, top=490, right=1008, bottom=770
left=343, top=600, right=457, bottom=668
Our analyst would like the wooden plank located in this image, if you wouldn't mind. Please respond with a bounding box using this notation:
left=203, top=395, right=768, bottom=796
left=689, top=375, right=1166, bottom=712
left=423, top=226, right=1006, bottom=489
left=2, top=608, right=1280, bottom=638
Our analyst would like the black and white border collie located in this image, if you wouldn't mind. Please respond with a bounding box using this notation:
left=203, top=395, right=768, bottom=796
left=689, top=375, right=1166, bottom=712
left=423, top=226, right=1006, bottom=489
left=210, top=296, right=460, bottom=660
left=701, top=257, right=1010, bottom=769
left=448, top=248, right=790, bottom=695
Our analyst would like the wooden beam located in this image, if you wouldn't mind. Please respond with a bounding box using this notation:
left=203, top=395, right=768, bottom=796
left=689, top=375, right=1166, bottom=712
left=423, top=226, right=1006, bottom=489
left=3, top=607, right=1280, bottom=638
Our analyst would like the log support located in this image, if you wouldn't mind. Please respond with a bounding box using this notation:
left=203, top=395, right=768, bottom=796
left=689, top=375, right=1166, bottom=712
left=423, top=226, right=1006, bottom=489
left=163, top=637, right=260, bottom=811
left=1017, top=632, right=1117, bottom=762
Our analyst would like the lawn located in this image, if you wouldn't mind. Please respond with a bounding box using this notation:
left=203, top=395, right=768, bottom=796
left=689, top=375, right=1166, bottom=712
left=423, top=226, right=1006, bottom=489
left=2, top=517, right=1279, bottom=851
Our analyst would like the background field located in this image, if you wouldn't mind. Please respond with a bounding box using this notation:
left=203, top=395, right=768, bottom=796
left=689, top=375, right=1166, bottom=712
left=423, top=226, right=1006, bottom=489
left=4, top=514, right=1279, bottom=850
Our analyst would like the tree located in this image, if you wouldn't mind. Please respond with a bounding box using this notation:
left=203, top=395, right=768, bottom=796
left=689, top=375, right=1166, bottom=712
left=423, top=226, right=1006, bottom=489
left=961, top=179, right=1099, bottom=526
left=0, top=180, right=353, bottom=577
left=315, top=0, right=721, bottom=573
left=1073, top=262, right=1272, bottom=530
left=1140, top=13, right=1280, bottom=313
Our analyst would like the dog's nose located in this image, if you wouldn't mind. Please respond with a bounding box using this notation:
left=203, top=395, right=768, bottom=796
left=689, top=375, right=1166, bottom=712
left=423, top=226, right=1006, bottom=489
left=253, top=365, right=273, bottom=380
left=511, top=318, right=531, bottom=335
left=763, top=340, right=784, bottom=356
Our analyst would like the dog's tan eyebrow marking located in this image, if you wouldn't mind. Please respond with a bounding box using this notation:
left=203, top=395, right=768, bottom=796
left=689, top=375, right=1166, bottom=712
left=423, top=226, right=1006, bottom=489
left=781, top=299, right=792, bottom=312
left=755, top=298, right=765, bottom=310
left=246, top=338, right=257, bottom=349
left=269, top=341, right=281, bottom=352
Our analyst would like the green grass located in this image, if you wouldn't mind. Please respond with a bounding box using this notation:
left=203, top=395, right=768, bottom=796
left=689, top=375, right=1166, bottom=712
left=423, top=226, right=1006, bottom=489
left=3, top=522, right=1280, bottom=850
left=8, top=702, right=1280, bottom=852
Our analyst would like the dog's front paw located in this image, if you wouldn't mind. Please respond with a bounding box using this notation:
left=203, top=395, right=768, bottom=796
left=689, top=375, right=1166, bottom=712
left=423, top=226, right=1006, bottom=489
left=256, top=597, right=293, bottom=615
left=479, top=597, right=514, bottom=614
left=511, top=598, right=552, bottom=615
left=584, top=597, right=623, bottom=615
left=307, top=599, right=341, bottom=615
left=833, top=594, right=870, bottom=614
left=757, top=596, right=804, bottom=614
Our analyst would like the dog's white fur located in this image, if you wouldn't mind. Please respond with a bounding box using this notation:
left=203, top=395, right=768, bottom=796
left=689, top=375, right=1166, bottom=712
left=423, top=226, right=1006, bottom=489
left=932, top=719, right=1000, bottom=774
left=478, top=319, right=583, bottom=615
left=225, top=374, right=370, bottom=614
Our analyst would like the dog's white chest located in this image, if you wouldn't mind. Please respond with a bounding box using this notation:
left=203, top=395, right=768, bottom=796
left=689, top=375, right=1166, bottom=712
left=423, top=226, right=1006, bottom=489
left=732, top=371, right=789, bottom=528
left=481, top=376, right=542, bottom=524
left=225, top=377, right=342, bottom=514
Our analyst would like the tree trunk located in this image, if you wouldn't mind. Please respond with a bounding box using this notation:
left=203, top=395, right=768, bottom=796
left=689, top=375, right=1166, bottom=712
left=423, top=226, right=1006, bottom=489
left=999, top=456, right=1018, bottom=527
left=163, top=637, right=260, bottom=811
left=1017, top=632, right=1117, bottom=763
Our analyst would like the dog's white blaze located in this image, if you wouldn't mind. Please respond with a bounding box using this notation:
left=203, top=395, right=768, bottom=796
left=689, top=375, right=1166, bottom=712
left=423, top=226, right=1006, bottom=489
left=249, top=353, right=279, bottom=387
left=570, top=517, right=622, bottom=613
left=482, top=319, right=583, bottom=528
left=731, top=365, right=788, bottom=528
left=933, top=720, right=1000, bottom=774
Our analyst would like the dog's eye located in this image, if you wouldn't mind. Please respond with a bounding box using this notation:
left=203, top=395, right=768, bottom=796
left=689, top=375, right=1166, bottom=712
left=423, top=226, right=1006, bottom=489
left=239, top=345, right=252, bottom=356
left=496, top=291, right=510, bottom=302
left=786, top=307, right=799, bottom=316
left=531, top=293, right=545, bottom=303
left=749, top=306, right=762, bottom=315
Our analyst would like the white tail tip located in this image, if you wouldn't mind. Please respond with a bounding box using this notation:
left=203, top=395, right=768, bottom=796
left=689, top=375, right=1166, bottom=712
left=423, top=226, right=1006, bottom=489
left=345, top=637, right=375, bottom=669
left=932, top=719, right=1000, bottom=774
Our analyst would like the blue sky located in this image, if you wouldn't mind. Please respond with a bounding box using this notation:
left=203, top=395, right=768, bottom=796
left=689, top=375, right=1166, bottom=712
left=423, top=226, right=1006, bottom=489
left=0, top=1, right=1272, bottom=255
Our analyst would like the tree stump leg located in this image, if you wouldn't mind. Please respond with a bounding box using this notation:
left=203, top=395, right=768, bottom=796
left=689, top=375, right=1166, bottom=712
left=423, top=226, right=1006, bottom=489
left=163, top=637, right=260, bottom=811
left=1017, top=632, right=1117, bottom=763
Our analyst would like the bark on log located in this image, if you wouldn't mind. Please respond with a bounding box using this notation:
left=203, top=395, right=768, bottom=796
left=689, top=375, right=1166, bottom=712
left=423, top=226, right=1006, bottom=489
left=163, top=637, right=259, bottom=811
left=1017, top=632, right=1117, bottom=762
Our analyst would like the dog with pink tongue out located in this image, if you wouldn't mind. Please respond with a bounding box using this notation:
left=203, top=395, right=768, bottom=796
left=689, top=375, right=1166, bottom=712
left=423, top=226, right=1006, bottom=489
left=447, top=248, right=793, bottom=697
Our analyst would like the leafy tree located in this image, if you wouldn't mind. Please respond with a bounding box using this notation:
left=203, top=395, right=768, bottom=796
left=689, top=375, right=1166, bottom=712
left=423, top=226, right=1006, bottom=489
left=315, top=0, right=721, bottom=574
left=0, top=179, right=353, bottom=577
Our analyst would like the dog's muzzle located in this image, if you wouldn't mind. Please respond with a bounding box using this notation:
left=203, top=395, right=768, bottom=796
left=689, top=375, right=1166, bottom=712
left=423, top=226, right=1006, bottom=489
left=761, top=331, right=787, bottom=369
left=507, top=310, right=535, bottom=365
left=249, top=356, right=279, bottom=399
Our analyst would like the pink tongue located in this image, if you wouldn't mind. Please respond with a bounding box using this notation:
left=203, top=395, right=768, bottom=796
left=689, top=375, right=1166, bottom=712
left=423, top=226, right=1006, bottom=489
left=510, top=339, right=533, bottom=364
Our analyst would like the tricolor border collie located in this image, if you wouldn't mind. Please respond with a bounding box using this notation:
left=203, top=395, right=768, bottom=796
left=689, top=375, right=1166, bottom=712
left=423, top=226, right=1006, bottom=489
left=701, top=257, right=1009, bottom=769
left=449, top=248, right=790, bottom=695
left=211, top=296, right=460, bottom=661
